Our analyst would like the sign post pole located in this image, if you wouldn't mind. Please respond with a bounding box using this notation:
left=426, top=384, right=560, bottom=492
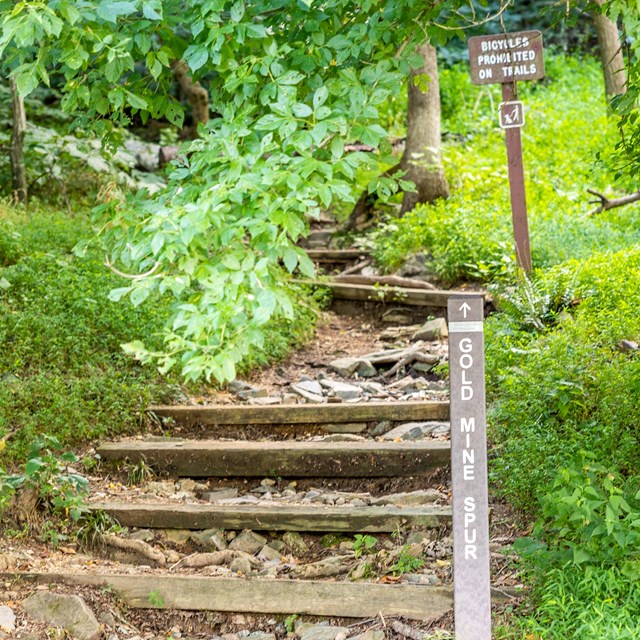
left=447, top=295, right=491, bottom=640
left=501, top=81, right=532, bottom=272
left=468, top=30, right=545, bottom=273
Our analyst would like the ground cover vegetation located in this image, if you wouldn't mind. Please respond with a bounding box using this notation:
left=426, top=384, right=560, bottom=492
left=2, top=0, right=640, bottom=637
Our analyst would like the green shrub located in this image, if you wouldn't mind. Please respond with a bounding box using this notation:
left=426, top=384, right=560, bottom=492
left=0, top=207, right=317, bottom=463
left=486, top=248, right=640, bottom=512
left=372, top=54, right=640, bottom=283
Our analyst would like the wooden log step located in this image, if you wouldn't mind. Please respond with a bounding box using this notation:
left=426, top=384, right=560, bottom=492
left=7, top=573, right=522, bottom=620
left=96, top=440, right=451, bottom=478
left=333, top=274, right=436, bottom=291
left=149, top=400, right=450, bottom=426
left=307, top=249, right=370, bottom=262
left=90, top=502, right=452, bottom=532
left=305, top=281, right=481, bottom=307
left=9, top=573, right=454, bottom=620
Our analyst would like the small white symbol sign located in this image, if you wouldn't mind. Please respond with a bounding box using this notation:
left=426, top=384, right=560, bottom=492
left=499, top=100, right=525, bottom=129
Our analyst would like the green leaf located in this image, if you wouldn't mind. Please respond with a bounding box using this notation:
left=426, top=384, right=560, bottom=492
left=96, top=1, right=137, bottom=23
left=142, top=1, right=163, bottom=20
left=230, top=1, right=245, bottom=22
left=313, top=86, right=329, bottom=109
left=184, top=46, right=209, bottom=72
left=292, top=103, right=313, bottom=118
left=283, top=248, right=298, bottom=273
left=126, top=92, right=149, bottom=111
left=330, top=137, right=344, bottom=159
left=277, top=70, right=305, bottom=85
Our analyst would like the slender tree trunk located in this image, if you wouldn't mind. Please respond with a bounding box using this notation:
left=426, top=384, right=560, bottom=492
left=592, top=0, right=626, bottom=98
left=400, top=43, right=449, bottom=214
left=9, top=78, right=28, bottom=203
left=171, top=59, right=210, bottom=138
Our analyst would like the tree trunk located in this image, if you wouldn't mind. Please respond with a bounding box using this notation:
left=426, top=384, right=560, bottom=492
left=9, top=78, right=28, bottom=203
left=400, top=43, right=449, bottom=214
left=592, top=0, right=626, bottom=98
left=171, top=59, right=210, bottom=138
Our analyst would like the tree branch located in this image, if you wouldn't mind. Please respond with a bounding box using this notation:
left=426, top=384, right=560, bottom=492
left=587, top=188, right=640, bottom=215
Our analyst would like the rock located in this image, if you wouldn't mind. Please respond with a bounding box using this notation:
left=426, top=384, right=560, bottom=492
left=218, top=495, right=259, bottom=505
left=290, top=383, right=326, bottom=403
left=164, top=549, right=182, bottom=564
left=354, top=360, right=377, bottom=378
left=128, top=529, right=154, bottom=542
left=229, top=556, right=253, bottom=574
left=387, top=376, right=432, bottom=393
left=204, top=488, right=240, bottom=502
left=292, top=380, right=323, bottom=396
left=247, top=633, right=276, bottom=640
left=257, top=544, right=282, bottom=563
left=369, top=489, right=443, bottom=506
left=266, top=540, right=286, bottom=553
left=146, top=481, right=176, bottom=496
left=190, top=529, right=228, bottom=550
left=381, top=309, right=417, bottom=325
left=405, top=531, right=435, bottom=545
left=329, top=357, right=373, bottom=378
left=123, top=139, right=161, bottom=172
left=179, top=479, right=197, bottom=492
left=299, top=625, right=349, bottom=640
left=283, top=531, right=309, bottom=555
left=322, top=434, right=366, bottom=442
left=369, top=420, right=393, bottom=437
left=22, top=593, right=100, bottom=640
left=304, top=490, right=321, bottom=500
left=395, top=253, right=431, bottom=280
left=0, top=607, right=15, bottom=633
left=431, top=424, right=451, bottom=437
left=319, top=379, right=362, bottom=400
left=380, top=422, right=446, bottom=441
left=237, top=387, right=269, bottom=400
left=352, top=632, right=385, bottom=640
left=321, top=422, right=367, bottom=434
left=404, top=573, right=440, bottom=585
left=228, top=530, right=267, bottom=555
left=249, top=396, right=283, bottom=405
left=412, top=318, right=448, bottom=341
left=160, top=529, right=191, bottom=544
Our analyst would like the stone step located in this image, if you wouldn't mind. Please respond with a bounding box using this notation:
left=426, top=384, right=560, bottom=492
left=148, top=400, right=449, bottom=426
left=90, top=502, right=452, bottom=532
left=97, top=439, right=451, bottom=478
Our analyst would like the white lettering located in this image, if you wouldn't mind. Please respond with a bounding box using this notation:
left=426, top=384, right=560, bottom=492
left=459, top=338, right=473, bottom=353
left=463, top=449, right=475, bottom=465
left=461, top=417, right=476, bottom=433
left=461, top=386, right=473, bottom=401
left=463, top=464, right=475, bottom=480
left=460, top=354, right=473, bottom=369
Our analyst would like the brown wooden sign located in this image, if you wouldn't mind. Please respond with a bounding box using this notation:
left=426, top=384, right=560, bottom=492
left=468, top=30, right=544, bottom=85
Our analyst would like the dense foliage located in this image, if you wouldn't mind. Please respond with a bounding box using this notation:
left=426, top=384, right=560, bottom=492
left=373, top=55, right=640, bottom=282
left=0, top=206, right=315, bottom=462
left=0, top=0, right=482, bottom=381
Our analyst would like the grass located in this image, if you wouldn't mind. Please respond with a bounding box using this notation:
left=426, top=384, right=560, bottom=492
left=372, top=55, right=640, bottom=283
left=0, top=205, right=316, bottom=464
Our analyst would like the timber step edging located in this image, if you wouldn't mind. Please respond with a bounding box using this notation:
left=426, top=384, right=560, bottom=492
left=303, top=281, right=483, bottom=307
left=6, top=572, right=522, bottom=620
left=89, top=502, right=452, bottom=532
left=96, top=440, right=451, bottom=477
left=148, top=400, right=450, bottom=426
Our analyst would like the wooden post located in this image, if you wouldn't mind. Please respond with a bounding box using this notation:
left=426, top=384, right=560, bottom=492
left=501, top=82, right=532, bottom=272
left=9, top=78, right=28, bottom=204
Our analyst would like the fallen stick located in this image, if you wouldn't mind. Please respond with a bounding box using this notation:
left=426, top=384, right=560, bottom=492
left=587, top=188, right=640, bottom=215
left=334, top=274, right=435, bottom=290
left=339, top=259, right=372, bottom=276
left=381, top=351, right=439, bottom=380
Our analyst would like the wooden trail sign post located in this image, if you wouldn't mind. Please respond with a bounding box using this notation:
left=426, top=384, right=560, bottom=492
left=447, top=295, right=490, bottom=639
left=468, top=30, right=545, bottom=272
